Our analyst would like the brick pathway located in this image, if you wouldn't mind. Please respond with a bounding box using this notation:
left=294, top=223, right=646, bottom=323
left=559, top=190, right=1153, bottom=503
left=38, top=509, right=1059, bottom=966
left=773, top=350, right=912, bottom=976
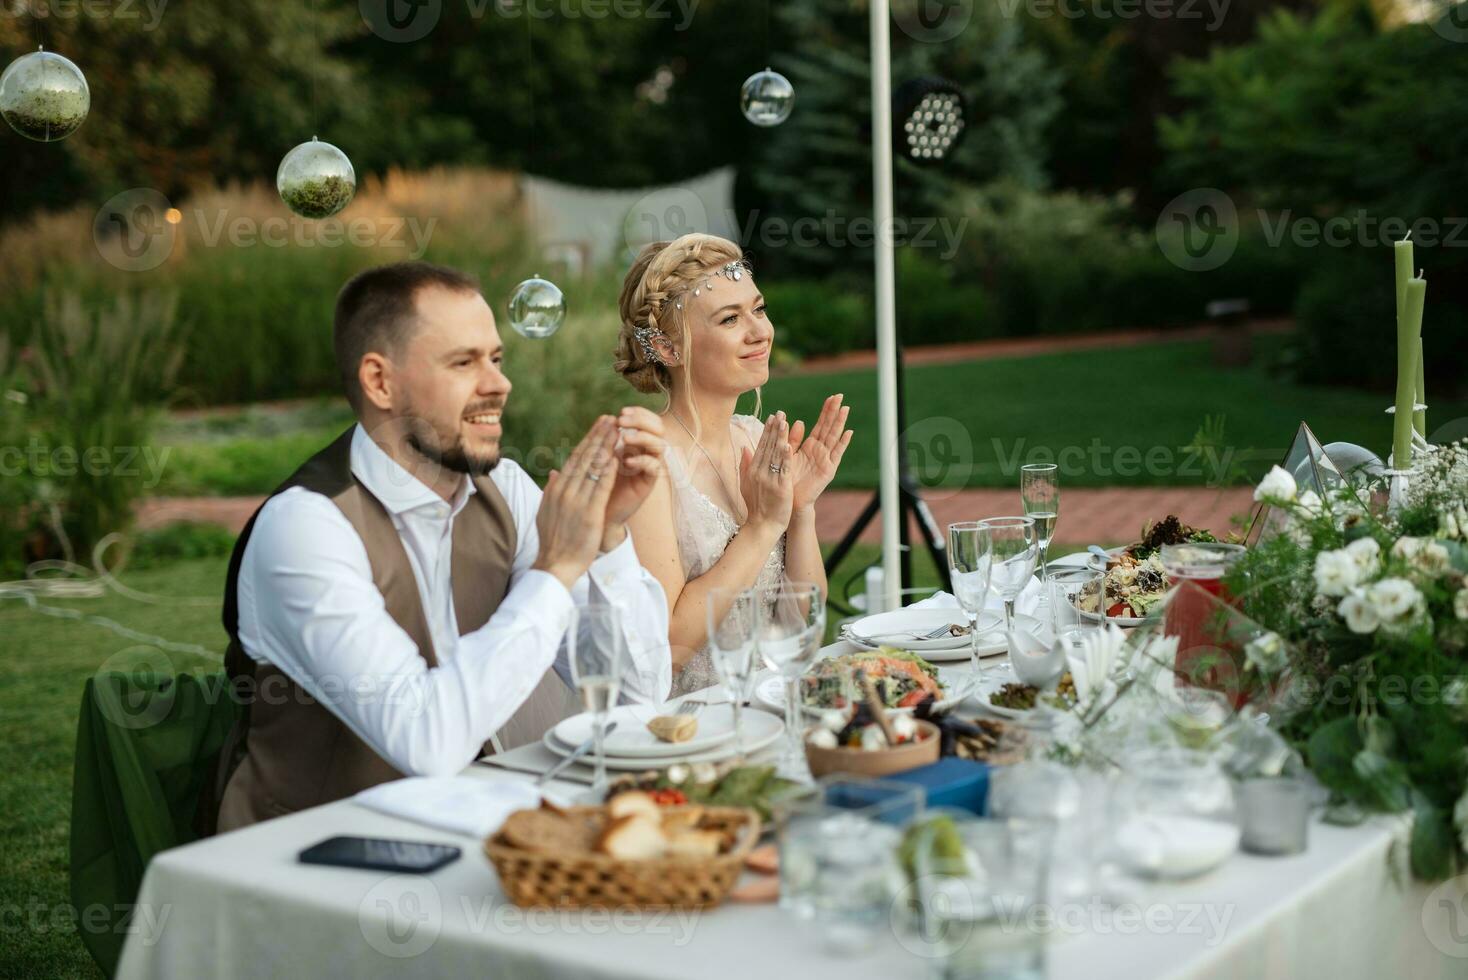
left=137, top=485, right=1257, bottom=548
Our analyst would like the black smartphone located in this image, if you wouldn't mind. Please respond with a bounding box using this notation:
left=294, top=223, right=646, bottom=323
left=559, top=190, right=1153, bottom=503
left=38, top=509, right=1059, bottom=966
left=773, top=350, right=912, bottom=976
left=298, top=836, right=461, bottom=873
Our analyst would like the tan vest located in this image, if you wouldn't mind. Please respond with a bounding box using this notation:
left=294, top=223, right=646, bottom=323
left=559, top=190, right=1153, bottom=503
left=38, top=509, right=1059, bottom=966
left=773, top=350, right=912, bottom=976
left=215, top=428, right=577, bottom=832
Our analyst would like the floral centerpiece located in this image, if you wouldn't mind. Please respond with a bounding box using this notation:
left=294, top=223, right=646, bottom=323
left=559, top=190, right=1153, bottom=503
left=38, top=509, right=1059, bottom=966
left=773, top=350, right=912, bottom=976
left=1228, top=442, right=1468, bottom=881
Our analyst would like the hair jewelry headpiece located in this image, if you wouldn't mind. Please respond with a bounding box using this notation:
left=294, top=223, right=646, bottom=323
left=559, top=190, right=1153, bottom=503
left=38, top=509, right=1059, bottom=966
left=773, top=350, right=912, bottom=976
left=661, top=258, right=753, bottom=311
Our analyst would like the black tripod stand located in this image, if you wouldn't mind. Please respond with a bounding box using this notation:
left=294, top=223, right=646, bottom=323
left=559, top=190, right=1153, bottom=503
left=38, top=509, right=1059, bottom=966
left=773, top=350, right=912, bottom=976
left=822, top=339, right=953, bottom=616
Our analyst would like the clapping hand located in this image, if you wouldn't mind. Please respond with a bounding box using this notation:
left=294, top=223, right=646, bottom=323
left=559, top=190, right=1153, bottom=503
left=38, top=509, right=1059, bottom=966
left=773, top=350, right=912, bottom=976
left=603, top=406, right=666, bottom=547
left=787, top=394, right=853, bottom=512
left=532, top=417, right=619, bottom=589
left=738, top=412, right=795, bottom=534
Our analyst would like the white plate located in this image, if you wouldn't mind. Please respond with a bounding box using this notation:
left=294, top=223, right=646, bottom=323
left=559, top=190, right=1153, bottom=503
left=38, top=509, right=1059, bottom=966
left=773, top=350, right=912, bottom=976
left=921, top=613, right=1049, bottom=663
left=543, top=709, right=784, bottom=770
left=552, top=702, right=738, bottom=759
left=842, top=608, right=1000, bottom=653
left=973, top=673, right=1045, bottom=721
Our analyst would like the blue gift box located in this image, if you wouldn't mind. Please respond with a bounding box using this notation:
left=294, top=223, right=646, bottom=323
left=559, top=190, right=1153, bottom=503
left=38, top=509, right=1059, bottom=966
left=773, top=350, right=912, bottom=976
left=881, top=758, right=991, bottom=815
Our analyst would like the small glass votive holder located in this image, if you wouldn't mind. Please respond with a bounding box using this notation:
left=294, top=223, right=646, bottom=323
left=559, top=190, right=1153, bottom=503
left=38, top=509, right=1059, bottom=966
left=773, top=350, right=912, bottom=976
left=774, top=776, right=924, bottom=953
left=1236, top=777, right=1310, bottom=856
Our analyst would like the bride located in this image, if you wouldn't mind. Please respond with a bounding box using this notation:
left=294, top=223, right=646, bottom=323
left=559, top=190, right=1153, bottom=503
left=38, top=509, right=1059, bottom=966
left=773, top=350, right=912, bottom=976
left=615, top=233, right=853, bottom=696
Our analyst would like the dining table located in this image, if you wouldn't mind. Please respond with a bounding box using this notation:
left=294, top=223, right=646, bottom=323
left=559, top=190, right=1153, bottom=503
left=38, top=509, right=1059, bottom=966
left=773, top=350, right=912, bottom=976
left=114, top=634, right=1463, bottom=980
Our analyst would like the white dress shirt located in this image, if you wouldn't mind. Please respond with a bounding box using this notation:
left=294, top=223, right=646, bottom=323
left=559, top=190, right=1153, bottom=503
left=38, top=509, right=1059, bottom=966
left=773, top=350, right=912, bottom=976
left=235, top=425, right=672, bottom=776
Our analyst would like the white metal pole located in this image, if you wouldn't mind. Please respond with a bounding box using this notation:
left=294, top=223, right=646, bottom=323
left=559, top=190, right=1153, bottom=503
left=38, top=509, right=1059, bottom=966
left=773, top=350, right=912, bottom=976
left=869, top=0, right=903, bottom=611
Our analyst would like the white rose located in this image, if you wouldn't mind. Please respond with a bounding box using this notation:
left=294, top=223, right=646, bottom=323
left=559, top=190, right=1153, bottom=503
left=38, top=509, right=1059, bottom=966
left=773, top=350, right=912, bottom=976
left=1393, top=536, right=1452, bottom=576
left=1313, top=549, right=1359, bottom=598
left=1344, top=537, right=1381, bottom=578
left=1338, top=591, right=1379, bottom=634
left=1455, top=589, right=1468, bottom=622
left=1366, top=577, right=1426, bottom=633
left=1244, top=631, right=1289, bottom=674
left=1255, top=465, right=1298, bottom=505
left=1297, top=489, right=1324, bottom=519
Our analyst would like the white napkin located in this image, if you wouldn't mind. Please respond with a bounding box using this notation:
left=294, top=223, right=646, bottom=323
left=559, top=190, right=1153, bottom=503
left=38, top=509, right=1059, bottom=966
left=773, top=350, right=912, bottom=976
left=911, top=577, right=1043, bottom=619
left=354, top=776, right=541, bottom=838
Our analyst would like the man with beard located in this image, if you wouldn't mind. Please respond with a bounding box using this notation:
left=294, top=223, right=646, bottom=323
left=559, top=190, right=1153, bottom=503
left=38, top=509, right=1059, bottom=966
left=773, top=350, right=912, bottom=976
left=214, top=261, right=671, bottom=832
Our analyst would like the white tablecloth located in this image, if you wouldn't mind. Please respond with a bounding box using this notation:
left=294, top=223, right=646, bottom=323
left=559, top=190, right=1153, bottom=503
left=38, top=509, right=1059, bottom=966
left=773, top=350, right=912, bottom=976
left=114, top=638, right=1463, bottom=980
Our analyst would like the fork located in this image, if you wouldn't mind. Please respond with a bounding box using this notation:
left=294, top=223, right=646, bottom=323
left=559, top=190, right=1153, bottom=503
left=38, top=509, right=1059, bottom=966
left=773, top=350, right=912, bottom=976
left=843, top=622, right=957, bottom=644
left=674, top=698, right=708, bottom=717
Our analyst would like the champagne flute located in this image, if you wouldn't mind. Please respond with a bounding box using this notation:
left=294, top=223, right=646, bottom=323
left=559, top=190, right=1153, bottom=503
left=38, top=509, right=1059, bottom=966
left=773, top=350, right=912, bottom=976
left=566, top=603, right=630, bottom=801
left=1021, top=463, right=1059, bottom=582
left=947, top=521, right=995, bottom=682
left=980, top=516, right=1039, bottom=635
left=707, top=587, right=759, bottom=764
left=756, top=582, right=826, bottom=782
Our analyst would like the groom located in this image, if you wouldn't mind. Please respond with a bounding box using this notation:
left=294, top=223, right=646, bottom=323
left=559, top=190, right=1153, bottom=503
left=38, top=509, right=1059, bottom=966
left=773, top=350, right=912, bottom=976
left=214, top=261, right=671, bottom=832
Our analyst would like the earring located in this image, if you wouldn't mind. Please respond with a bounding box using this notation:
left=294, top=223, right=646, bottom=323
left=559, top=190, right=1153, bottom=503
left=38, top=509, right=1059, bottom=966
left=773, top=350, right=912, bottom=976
left=634, top=326, right=679, bottom=365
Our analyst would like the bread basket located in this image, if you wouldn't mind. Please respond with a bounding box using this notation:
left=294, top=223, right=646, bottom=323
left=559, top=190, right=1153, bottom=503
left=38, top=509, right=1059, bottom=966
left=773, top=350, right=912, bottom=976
left=484, top=805, right=761, bottom=909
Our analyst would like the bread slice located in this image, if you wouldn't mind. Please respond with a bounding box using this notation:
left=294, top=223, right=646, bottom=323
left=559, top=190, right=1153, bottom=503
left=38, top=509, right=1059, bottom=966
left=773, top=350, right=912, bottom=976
left=501, top=808, right=601, bottom=854
left=607, top=790, right=661, bottom=822
left=664, top=829, right=722, bottom=860
left=596, top=815, right=667, bottom=860
left=658, top=805, right=706, bottom=833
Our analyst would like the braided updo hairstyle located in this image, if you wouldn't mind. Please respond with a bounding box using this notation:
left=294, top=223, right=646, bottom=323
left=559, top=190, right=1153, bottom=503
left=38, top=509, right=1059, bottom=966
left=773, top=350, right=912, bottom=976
left=614, top=233, right=748, bottom=397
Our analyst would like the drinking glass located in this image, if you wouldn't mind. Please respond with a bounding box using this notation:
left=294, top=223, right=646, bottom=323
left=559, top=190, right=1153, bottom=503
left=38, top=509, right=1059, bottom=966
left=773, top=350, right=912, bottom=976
left=1113, top=747, right=1238, bottom=880
left=776, top=778, right=921, bottom=951
left=980, top=517, right=1038, bottom=634
left=1020, top=463, right=1059, bottom=582
left=566, top=603, right=630, bottom=801
left=707, top=586, right=759, bottom=764
left=757, top=582, right=826, bottom=781
left=947, top=522, right=995, bottom=681
left=1048, top=566, right=1103, bottom=649
left=910, top=815, right=1053, bottom=980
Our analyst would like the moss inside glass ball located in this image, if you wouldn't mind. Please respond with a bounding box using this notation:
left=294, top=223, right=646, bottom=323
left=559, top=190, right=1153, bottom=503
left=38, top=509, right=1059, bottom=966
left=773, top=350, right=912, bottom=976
left=3, top=87, right=88, bottom=140
left=280, top=175, right=355, bottom=219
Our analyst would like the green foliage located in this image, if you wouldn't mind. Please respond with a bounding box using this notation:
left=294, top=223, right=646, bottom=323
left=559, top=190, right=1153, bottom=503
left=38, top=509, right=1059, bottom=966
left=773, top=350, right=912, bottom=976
left=1226, top=476, right=1468, bottom=881
left=26, top=291, right=184, bottom=556
left=750, top=0, right=1063, bottom=275
left=127, top=522, right=237, bottom=570
left=1161, top=5, right=1468, bottom=388
left=0, top=341, right=40, bottom=579
left=763, top=279, right=872, bottom=358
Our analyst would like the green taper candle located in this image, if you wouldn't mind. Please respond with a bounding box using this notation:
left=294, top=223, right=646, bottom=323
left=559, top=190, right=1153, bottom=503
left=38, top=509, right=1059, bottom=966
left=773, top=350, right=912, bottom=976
left=1395, top=235, right=1413, bottom=323
left=1393, top=276, right=1426, bottom=469
left=1414, top=336, right=1426, bottom=436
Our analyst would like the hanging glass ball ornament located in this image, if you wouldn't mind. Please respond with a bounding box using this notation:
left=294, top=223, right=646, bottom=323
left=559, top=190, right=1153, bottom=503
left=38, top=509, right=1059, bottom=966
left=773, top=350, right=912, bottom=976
left=508, top=276, right=566, bottom=339
left=0, top=47, right=89, bottom=142
left=276, top=137, right=356, bottom=219
left=740, top=68, right=794, bottom=128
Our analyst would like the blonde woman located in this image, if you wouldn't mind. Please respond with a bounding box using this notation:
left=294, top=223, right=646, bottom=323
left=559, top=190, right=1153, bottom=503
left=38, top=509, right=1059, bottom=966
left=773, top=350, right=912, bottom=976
left=615, top=234, right=853, bottom=696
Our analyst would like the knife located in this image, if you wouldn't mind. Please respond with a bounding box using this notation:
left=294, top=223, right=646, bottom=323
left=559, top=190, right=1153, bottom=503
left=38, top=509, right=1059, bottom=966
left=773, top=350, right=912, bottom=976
left=536, top=722, right=619, bottom=786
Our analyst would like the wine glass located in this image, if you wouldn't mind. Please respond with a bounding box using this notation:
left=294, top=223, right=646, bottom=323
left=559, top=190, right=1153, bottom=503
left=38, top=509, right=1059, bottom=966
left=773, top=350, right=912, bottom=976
left=756, top=581, right=826, bottom=781
left=947, top=521, right=995, bottom=682
left=707, top=587, right=759, bottom=764
left=566, top=603, right=630, bottom=801
left=1021, top=463, right=1059, bottom=582
left=980, top=516, right=1039, bottom=634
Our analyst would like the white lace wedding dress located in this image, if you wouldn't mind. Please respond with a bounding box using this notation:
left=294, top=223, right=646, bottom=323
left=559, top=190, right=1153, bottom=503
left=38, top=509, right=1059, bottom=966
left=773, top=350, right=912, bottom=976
left=666, top=414, right=788, bottom=697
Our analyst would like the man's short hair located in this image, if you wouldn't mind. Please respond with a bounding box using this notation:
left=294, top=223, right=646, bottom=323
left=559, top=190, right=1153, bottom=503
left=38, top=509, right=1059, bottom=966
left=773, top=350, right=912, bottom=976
left=333, top=261, right=481, bottom=411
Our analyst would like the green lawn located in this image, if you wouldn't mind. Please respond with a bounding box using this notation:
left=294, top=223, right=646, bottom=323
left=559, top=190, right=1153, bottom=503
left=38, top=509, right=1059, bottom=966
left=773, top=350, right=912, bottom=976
left=151, top=335, right=1467, bottom=497
left=0, top=559, right=227, bottom=979
left=759, top=334, right=1468, bottom=489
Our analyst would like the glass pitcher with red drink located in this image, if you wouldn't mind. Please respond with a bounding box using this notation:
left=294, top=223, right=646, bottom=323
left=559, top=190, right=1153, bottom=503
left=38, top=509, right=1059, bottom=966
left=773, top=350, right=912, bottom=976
left=1161, top=543, right=1248, bottom=705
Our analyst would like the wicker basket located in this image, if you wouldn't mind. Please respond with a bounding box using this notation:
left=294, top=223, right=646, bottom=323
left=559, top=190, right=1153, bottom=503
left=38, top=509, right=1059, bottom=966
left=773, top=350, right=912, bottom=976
left=484, top=805, right=761, bottom=909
